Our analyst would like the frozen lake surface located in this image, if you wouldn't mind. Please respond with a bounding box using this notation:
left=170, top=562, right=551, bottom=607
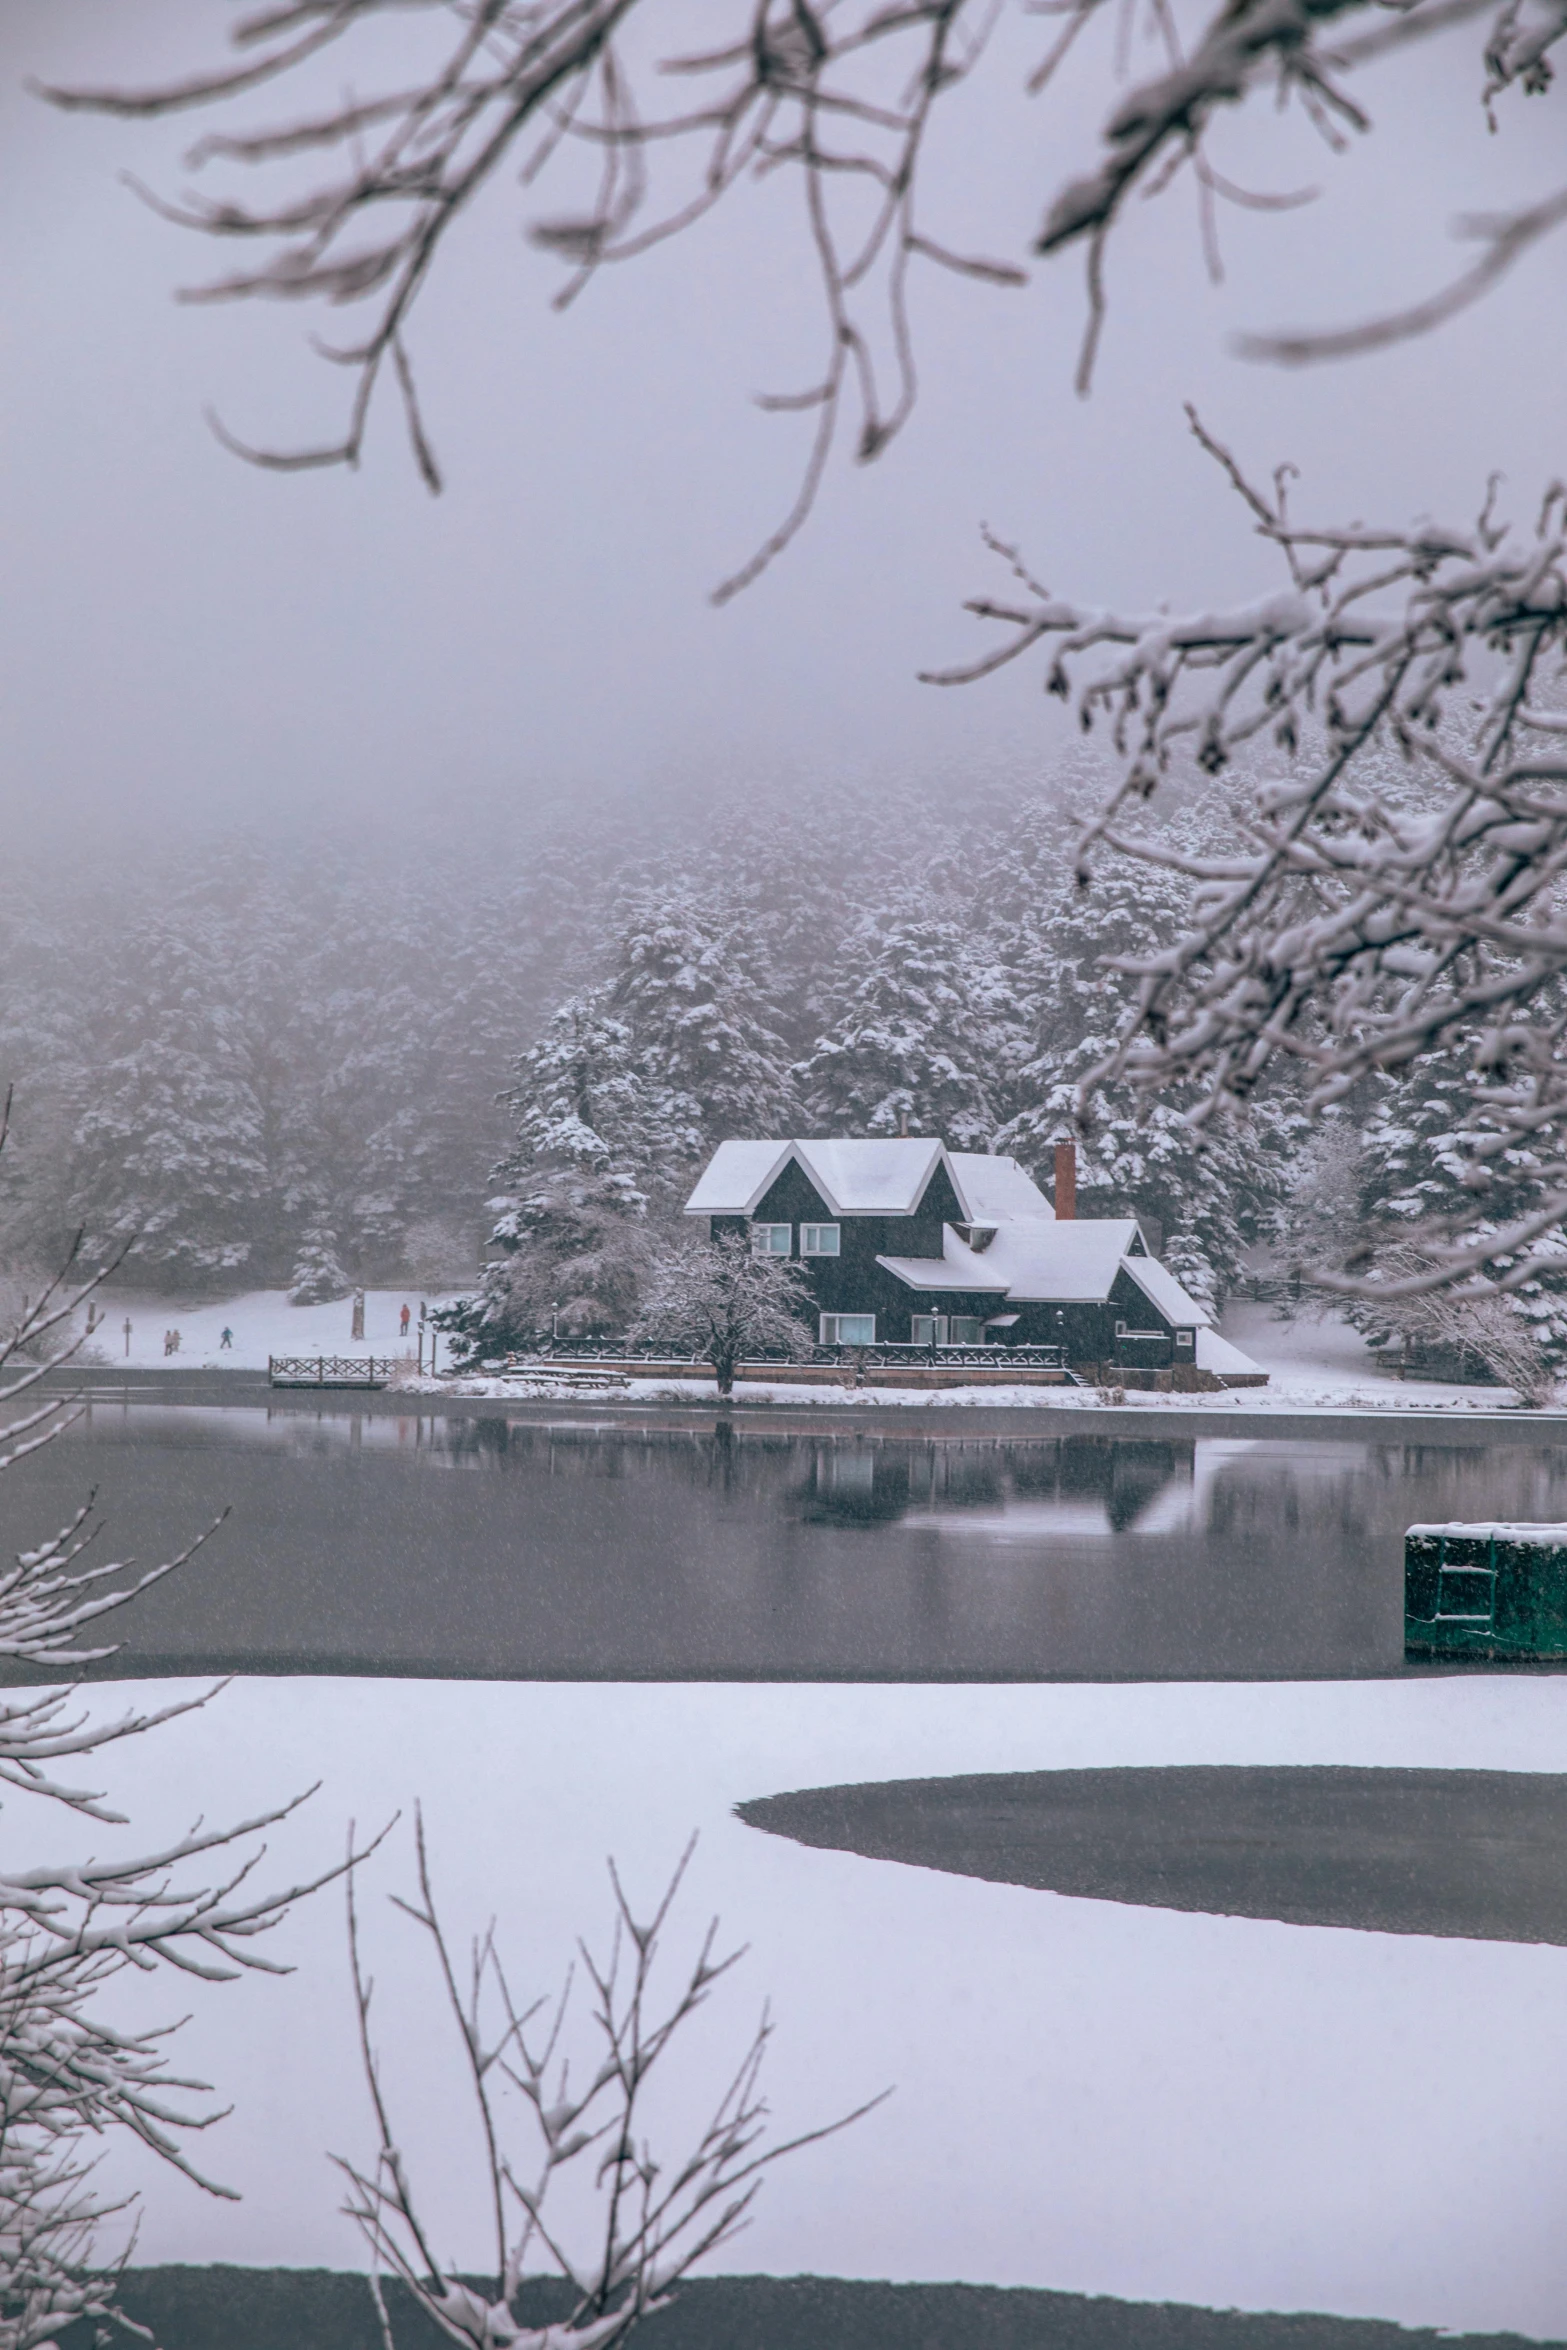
left=43, top=1675, right=1567, bottom=2341
left=8, top=1402, right=1567, bottom=2336
left=10, top=1400, right=1567, bottom=1677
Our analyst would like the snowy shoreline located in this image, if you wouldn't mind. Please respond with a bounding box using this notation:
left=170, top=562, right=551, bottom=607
left=65, top=1287, right=1567, bottom=1420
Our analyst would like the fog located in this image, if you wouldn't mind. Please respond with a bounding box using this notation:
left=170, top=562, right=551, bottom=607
left=2, top=1, right=1564, bottom=847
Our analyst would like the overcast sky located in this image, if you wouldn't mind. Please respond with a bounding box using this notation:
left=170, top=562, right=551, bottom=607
left=2, top=3, right=1563, bottom=849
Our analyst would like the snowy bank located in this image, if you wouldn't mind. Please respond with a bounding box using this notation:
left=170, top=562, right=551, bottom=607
left=51, top=1675, right=1567, bottom=2340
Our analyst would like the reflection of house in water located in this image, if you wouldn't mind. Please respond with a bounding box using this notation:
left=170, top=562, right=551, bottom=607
left=795, top=1437, right=1195, bottom=1535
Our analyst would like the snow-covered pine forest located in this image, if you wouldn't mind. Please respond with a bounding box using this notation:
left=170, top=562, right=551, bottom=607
left=5, top=774, right=1566, bottom=1375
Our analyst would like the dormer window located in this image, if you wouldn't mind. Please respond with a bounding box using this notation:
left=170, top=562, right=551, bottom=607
left=800, top=1223, right=841, bottom=1257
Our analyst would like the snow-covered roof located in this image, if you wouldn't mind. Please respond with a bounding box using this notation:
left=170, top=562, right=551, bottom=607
left=974, top=1219, right=1145, bottom=1303
left=1405, top=1522, right=1567, bottom=1541
left=684, top=1140, right=795, bottom=1217
left=1122, top=1254, right=1210, bottom=1329
left=947, top=1152, right=1054, bottom=1225
left=876, top=1238, right=1011, bottom=1295
left=684, top=1136, right=957, bottom=1218
left=1195, top=1328, right=1265, bottom=1377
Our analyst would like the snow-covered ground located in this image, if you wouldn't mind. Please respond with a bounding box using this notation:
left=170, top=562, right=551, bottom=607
left=1215, top=1301, right=1533, bottom=1412
left=78, top=1288, right=449, bottom=1372
left=55, top=1674, right=1567, bottom=2339
left=68, top=1290, right=1549, bottom=1413
left=419, top=1311, right=1539, bottom=1414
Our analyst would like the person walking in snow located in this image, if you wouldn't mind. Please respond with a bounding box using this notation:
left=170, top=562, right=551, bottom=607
left=399, top=1303, right=411, bottom=1338
left=219, top=1327, right=233, bottom=1349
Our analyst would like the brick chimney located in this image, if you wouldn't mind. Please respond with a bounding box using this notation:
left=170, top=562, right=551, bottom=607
left=1054, top=1139, right=1077, bottom=1220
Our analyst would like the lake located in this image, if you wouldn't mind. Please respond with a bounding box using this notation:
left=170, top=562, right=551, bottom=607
left=9, top=1398, right=1567, bottom=1679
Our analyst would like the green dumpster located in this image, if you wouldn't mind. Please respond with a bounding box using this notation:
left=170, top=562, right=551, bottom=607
left=1405, top=1521, right=1567, bottom=1661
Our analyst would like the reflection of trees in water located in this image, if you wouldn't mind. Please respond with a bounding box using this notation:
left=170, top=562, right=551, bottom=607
left=1204, top=1442, right=1567, bottom=1555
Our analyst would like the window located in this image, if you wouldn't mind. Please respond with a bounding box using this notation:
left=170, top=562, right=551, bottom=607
left=751, top=1223, right=791, bottom=1255
left=1175, top=1328, right=1195, bottom=1350
left=821, top=1313, right=875, bottom=1345
left=913, top=1314, right=989, bottom=1346
left=800, top=1223, right=840, bottom=1256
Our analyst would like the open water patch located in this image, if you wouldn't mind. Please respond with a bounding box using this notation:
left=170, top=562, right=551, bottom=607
left=738, top=1765, right=1567, bottom=1942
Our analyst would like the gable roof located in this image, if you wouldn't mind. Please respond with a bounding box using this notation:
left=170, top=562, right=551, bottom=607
left=1122, top=1254, right=1210, bottom=1328
left=947, top=1153, right=1054, bottom=1225
left=685, top=1136, right=960, bottom=1219
left=975, top=1218, right=1145, bottom=1303
left=876, top=1218, right=1164, bottom=1305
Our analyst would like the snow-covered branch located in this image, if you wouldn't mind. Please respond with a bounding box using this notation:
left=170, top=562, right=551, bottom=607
left=41, top=0, right=1557, bottom=580
left=627, top=1234, right=815, bottom=1395
left=939, top=417, right=1567, bottom=1287
left=336, top=1812, right=885, bottom=2350
left=0, top=1101, right=382, bottom=2335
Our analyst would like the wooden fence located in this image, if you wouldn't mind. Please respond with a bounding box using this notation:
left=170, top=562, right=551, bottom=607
left=268, top=1356, right=397, bottom=1389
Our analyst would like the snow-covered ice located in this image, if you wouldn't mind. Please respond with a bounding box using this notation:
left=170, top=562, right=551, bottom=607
left=49, top=1674, right=1567, bottom=2340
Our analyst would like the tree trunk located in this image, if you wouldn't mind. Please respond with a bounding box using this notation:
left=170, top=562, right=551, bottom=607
left=713, top=1346, right=736, bottom=1397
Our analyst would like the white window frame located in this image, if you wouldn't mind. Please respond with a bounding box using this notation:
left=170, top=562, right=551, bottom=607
left=821, top=1313, right=875, bottom=1346
left=751, top=1222, right=792, bottom=1256
left=949, top=1316, right=987, bottom=1345
left=800, top=1222, right=841, bottom=1257
left=911, top=1314, right=947, bottom=1347
left=1174, top=1327, right=1196, bottom=1350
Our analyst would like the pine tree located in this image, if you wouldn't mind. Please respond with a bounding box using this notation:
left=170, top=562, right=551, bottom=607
left=988, top=816, right=1295, bottom=1303
left=797, top=911, right=1010, bottom=1146
left=287, top=1224, right=349, bottom=1305
left=1349, top=1050, right=1567, bottom=1376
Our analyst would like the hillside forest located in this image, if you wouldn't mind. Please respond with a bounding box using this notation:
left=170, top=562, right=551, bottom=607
left=3, top=772, right=1565, bottom=1373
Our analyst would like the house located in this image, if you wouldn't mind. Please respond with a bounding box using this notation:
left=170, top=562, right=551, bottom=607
left=683, top=1136, right=1266, bottom=1381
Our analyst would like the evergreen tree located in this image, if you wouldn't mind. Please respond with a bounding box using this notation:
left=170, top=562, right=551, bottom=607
left=287, top=1224, right=349, bottom=1304
left=797, top=912, right=1010, bottom=1147
left=1349, top=1050, right=1567, bottom=1373
left=988, top=818, right=1295, bottom=1303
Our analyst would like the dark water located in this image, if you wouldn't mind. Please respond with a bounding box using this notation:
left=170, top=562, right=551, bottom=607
left=9, top=1403, right=1567, bottom=1679
left=741, top=1767, right=1567, bottom=1942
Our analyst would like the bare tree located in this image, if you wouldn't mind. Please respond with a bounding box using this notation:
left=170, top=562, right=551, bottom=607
left=0, top=1091, right=379, bottom=2343
left=1354, top=1251, right=1560, bottom=1402
left=336, top=1812, right=884, bottom=2350
left=627, top=1233, right=814, bottom=1395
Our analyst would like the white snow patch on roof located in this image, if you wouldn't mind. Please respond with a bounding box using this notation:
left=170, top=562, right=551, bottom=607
left=947, top=1153, right=1054, bottom=1225
left=683, top=1140, right=796, bottom=1216
left=1406, top=1522, right=1567, bottom=1541
left=1196, top=1327, right=1266, bottom=1377
left=685, top=1136, right=952, bottom=1216
left=977, top=1220, right=1142, bottom=1302
left=876, top=1236, right=1011, bottom=1294
left=1123, top=1255, right=1211, bottom=1328
left=798, top=1137, right=947, bottom=1214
